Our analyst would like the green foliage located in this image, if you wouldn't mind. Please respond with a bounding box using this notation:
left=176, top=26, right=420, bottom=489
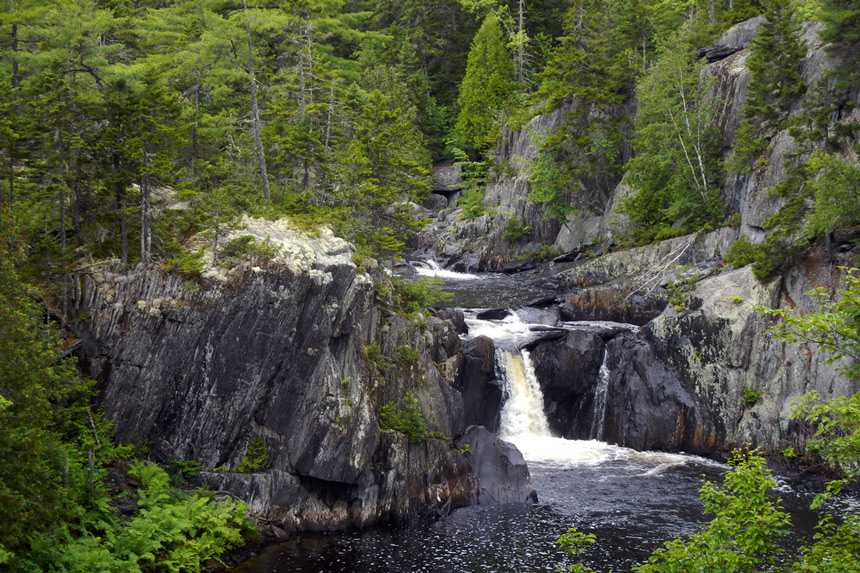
left=166, top=249, right=205, bottom=278
left=731, top=0, right=806, bottom=172
left=818, top=0, right=860, bottom=90
left=218, top=235, right=280, bottom=267
left=757, top=268, right=860, bottom=501
left=166, top=457, right=203, bottom=489
left=390, top=276, right=453, bottom=316
left=623, top=26, right=723, bottom=244
left=502, top=216, right=532, bottom=241
left=393, top=345, right=420, bottom=368
left=365, top=344, right=390, bottom=375
left=526, top=139, right=580, bottom=222
left=556, top=528, right=598, bottom=573
left=758, top=268, right=860, bottom=380
left=804, top=152, right=860, bottom=238
left=725, top=235, right=760, bottom=269
left=453, top=13, right=516, bottom=151
left=237, top=438, right=270, bottom=474
left=743, top=386, right=763, bottom=406
left=634, top=450, right=791, bottom=572
left=0, top=236, right=84, bottom=558
left=451, top=146, right=489, bottom=219
left=379, top=391, right=428, bottom=443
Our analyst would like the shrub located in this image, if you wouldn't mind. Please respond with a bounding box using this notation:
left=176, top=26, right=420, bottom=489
left=391, top=276, right=453, bottom=316
left=218, top=235, right=279, bottom=266
left=502, top=217, right=532, bottom=241
left=743, top=385, right=763, bottom=406
left=725, top=235, right=759, bottom=268
left=393, top=345, right=420, bottom=368
left=379, top=391, right=428, bottom=443
left=237, top=437, right=270, bottom=473
left=166, top=249, right=205, bottom=277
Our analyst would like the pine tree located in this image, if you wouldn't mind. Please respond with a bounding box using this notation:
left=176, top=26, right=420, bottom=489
left=731, top=0, right=806, bottom=171
left=453, top=13, right=515, bottom=151
left=818, top=0, right=860, bottom=89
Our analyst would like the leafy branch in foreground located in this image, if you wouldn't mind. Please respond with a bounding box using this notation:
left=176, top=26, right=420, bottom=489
left=757, top=267, right=860, bottom=380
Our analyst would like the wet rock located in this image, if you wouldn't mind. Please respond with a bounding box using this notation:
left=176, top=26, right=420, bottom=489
left=455, top=426, right=536, bottom=505
left=529, top=330, right=606, bottom=439
left=432, top=309, right=468, bottom=334
left=457, top=336, right=504, bottom=432
left=476, top=308, right=510, bottom=320
left=602, top=335, right=718, bottom=453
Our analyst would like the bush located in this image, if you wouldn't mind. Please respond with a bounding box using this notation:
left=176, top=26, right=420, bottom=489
left=218, top=235, right=279, bottom=267
left=379, top=391, right=428, bottom=443
left=725, top=235, right=759, bottom=268
left=237, top=437, right=270, bottom=473
left=743, top=385, right=763, bottom=406
left=391, top=276, right=453, bottom=316
left=393, top=345, right=420, bottom=368
left=502, top=217, right=532, bottom=241
left=166, top=248, right=205, bottom=277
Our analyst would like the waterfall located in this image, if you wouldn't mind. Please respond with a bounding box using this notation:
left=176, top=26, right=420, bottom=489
left=590, top=351, right=610, bottom=441
left=497, top=349, right=551, bottom=440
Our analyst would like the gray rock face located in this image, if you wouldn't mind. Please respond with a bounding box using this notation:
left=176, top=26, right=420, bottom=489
left=529, top=330, right=605, bottom=438
left=456, top=336, right=504, bottom=433
left=645, top=261, right=859, bottom=453
left=456, top=426, right=536, bottom=506
left=67, top=224, right=533, bottom=530
left=602, top=334, right=717, bottom=452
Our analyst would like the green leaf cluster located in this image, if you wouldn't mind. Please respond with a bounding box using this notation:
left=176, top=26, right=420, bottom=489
left=731, top=0, right=806, bottom=172
left=237, top=437, right=270, bottom=474
left=379, top=391, right=428, bottom=443
left=622, top=28, right=723, bottom=243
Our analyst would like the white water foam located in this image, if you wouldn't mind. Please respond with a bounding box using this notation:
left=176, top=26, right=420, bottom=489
left=412, top=260, right=482, bottom=281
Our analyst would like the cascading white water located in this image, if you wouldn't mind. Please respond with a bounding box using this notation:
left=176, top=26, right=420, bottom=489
left=466, top=310, right=721, bottom=469
left=412, top=259, right=481, bottom=280
left=497, top=349, right=551, bottom=439
left=590, top=353, right=610, bottom=441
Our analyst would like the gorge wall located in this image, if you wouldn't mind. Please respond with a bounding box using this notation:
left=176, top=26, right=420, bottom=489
left=67, top=220, right=533, bottom=533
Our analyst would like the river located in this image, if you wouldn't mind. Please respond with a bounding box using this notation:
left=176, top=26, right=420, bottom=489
left=233, top=264, right=826, bottom=572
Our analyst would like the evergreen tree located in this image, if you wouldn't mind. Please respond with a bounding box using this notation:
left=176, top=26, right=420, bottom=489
left=453, top=13, right=515, bottom=152
left=731, top=0, right=806, bottom=172
left=0, top=235, right=83, bottom=560
left=623, top=28, right=723, bottom=243
left=818, top=0, right=860, bottom=90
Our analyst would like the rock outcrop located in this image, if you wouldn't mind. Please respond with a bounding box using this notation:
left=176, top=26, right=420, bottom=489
left=67, top=220, right=533, bottom=532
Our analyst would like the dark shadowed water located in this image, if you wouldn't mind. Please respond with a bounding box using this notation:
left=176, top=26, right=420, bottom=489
left=233, top=453, right=825, bottom=573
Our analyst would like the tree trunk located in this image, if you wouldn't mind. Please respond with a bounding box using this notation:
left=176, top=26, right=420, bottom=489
left=242, top=0, right=271, bottom=203
left=57, top=127, right=66, bottom=252
left=140, top=143, right=152, bottom=265
left=114, top=153, right=128, bottom=267
left=516, top=0, right=526, bottom=83
left=298, top=19, right=306, bottom=120
left=11, top=23, right=19, bottom=90
left=72, top=150, right=85, bottom=245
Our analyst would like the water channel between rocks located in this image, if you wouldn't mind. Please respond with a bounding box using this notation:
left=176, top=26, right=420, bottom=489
left=233, top=265, right=824, bottom=572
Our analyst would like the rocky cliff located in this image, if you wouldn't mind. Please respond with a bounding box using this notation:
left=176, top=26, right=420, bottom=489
left=412, top=17, right=859, bottom=456
left=67, top=219, right=533, bottom=533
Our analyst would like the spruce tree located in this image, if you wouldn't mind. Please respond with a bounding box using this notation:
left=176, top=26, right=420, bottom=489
left=731, top=0, right=806, bottom=171
left=818, top=0, right=860, bottom=89
left=453, top=13, right=515, bottom=152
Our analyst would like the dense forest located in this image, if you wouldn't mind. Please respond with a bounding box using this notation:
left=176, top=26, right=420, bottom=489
left=3, top=0, right=860, bottom=570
